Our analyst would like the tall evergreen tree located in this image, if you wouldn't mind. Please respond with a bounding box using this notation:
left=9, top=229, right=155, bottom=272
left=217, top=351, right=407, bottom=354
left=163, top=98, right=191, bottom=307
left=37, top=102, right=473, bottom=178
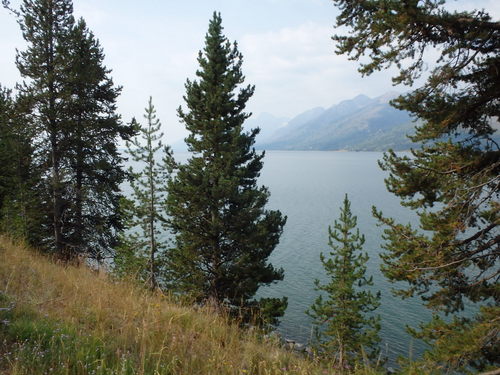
left=331, top=0, right=499, bottom=371
left=13, top=0, right=134, bottom=259
left=116, top=97, right=174, bottom=289
left=62, top=18, right=135, bottom=260
left=167, top=12, right=287, bottom=323
left=307, top=195, right=380, bottom=371
left=15, top=0, right=75, bottom=255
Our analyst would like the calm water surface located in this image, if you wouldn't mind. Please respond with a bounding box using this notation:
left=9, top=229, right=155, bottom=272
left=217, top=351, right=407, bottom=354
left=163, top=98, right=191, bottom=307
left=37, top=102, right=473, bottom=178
left=253, top=151, right=430, bottom=363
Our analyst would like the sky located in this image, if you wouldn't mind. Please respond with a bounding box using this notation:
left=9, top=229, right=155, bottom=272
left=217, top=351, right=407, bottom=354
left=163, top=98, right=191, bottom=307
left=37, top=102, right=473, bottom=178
left=1, top=0, right=499, bottom=143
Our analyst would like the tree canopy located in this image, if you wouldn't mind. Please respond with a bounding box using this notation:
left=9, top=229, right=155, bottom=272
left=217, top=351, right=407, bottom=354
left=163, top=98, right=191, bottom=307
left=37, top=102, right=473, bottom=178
left=12, top=0, right=134, bottom=260
left=332, top=0, right=499, bottom=370
left=167, top=12, right=287, bottom=324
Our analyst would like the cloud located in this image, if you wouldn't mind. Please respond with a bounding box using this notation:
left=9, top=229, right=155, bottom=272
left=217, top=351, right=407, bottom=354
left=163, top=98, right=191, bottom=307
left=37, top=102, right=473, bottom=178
left=446, top=0, right=500, bottom=17
left=0, top=7, right=24, bottom=90
left=239, top=22, right=402, bottom=118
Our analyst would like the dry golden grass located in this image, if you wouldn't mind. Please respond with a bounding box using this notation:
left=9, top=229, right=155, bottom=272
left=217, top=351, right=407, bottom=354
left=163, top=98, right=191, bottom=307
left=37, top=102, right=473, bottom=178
left=0, top=235, right=345, bottom=375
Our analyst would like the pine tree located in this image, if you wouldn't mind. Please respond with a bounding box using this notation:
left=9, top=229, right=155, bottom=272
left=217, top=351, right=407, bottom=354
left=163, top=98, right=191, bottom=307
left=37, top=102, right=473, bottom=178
left=167, top=12, right=287, bottom=323
left=332, top=0, right=499, bottom=370
left=14, top=0, right=134, bottom=260
left=15, top=0, right=75, bottom=256
left=116, top=97, right=174, bottom=290
left=62, top=18, right=135, bottom=260
left=307, top=195, right=380, bottom=370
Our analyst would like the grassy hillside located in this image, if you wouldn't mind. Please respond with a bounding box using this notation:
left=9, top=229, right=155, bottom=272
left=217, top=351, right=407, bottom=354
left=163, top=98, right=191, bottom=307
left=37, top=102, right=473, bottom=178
left=0, top=236, right=382, bottom=375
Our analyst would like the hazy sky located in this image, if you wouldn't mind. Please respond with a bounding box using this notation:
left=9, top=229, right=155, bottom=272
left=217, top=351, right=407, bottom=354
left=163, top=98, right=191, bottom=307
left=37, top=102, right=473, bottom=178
left=1, top=0, right=499, bottom=143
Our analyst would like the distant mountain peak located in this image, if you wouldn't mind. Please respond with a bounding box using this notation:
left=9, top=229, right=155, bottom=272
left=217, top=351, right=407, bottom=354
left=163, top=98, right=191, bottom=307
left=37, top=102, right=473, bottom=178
left=375, top=91, right=400, bottom=103
left=256, top=91, right=413, bottom=151
left=352, top=94, right=371, bottom=101
left=326, top=94, right=372, bottom=113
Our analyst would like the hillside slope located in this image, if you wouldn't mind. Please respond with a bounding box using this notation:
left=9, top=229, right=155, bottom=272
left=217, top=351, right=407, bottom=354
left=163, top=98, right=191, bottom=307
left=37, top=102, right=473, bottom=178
left=0, top=236, right=369, bottom=375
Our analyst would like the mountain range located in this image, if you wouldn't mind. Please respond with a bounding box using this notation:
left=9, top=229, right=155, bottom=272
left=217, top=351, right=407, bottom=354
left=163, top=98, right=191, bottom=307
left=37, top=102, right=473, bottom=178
left=252, top=92, right=417, bottom=151
left=172, top=92, right=498, bottom=152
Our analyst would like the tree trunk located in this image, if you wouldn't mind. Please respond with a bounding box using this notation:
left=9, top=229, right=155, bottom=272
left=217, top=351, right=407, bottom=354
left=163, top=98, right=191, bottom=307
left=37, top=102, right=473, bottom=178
left=338, top=339, right=345, bottom=373
left=46, top=3, right=66, bottom=260
left=51, top=133, right=64, bottom=257
left=74, top=113, right=84, bottom=255
left=149, top=204, right=156, bottom=290
left=148, top=145, right=157, bottom=290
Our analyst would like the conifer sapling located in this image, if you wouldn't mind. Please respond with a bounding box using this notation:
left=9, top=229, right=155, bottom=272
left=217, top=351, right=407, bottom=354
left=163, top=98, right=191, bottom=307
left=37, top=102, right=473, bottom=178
left=307, top=194, right=381, bottom=370
left=116, top=97, right=174, bottom=290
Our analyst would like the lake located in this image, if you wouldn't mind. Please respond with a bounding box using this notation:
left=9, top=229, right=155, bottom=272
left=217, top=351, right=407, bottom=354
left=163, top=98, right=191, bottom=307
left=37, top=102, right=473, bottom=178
left=251, top=151, right=430, bottom=363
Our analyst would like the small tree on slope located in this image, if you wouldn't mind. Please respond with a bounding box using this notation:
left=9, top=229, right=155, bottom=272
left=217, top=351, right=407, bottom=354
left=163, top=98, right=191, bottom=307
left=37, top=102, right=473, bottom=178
left=308, top=194, right=381, bottom=371
left=116, top=97, right=174, bottom=290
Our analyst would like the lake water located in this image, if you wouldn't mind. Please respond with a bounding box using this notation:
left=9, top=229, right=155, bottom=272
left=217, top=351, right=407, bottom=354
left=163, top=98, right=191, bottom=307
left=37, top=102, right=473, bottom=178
left=251, top=151, right=431, bottom=363
left=169, top=150, right=431, bottom=364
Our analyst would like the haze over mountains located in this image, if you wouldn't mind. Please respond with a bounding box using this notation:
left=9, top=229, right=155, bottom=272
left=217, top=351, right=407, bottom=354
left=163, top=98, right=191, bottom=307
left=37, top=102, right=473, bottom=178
left=252, top=92, right=417, bottom=151
left=172, top=92, right=498, bottom=152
